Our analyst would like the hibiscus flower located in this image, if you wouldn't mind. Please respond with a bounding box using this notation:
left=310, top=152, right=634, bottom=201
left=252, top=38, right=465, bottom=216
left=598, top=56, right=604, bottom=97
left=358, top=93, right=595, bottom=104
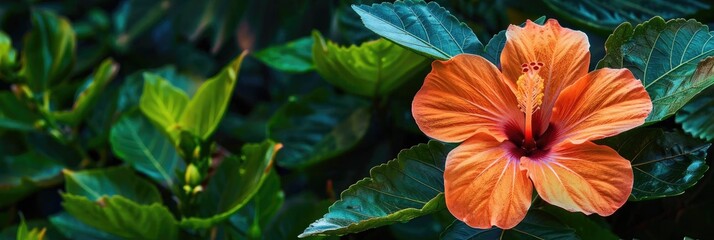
left=412, top=19, right=652, bottom=229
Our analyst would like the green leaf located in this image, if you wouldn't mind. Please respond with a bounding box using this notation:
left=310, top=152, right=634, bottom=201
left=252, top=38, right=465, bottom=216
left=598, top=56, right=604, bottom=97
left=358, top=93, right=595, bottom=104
left=312, top=31, right=428, bottom=97
left=15, top=217, right=46, bottom=240
left=139, top=72, right=190, bottom=140
left=597, top=17, right=714, bottom=123
left=0, top=31, right=18, bottom=80
left=483, top=16, right=546, bottom=66
left=52, top=59, right=119, bottom=125
left=676, top=59, right=714, bottom=141
left=541, top=205, right=618, bottom=240
left=352, top=0, right=482, bottom=60
left=63, top=166, right=162, bottom=204
left=112, top=0, right=170, bottom=50
left=110, top=113, right=183, bottom=187
left=268, top=90, right=370, bottom=168
left=117, top=66, right=198, bottom=114
left=542, top=0, right=709, bottom=31
left=299, top=141, right=452, bottom=237
left=229, top=170, right=285, bottom=239
left=440, top=210, right=577, bottom=240
left=61, top=194, right=178, bottom=240
left=176, top=0, right=248, bottom=53
left=267, top=194, right=336, bottom=240
left=0, top=152, right=64, bottom=207
left=49, top=212, right=122, bottom=240
left=179, top=52, right=246, bottom=140
left=20, top=10, right=76, bottom=93
left=180, top=140, right=281, bottom=229
left=598, top=128, right=710, bottom=201
left=254, top=36, right=314, bottom=73
left=0, top=92, right=40, bottom=131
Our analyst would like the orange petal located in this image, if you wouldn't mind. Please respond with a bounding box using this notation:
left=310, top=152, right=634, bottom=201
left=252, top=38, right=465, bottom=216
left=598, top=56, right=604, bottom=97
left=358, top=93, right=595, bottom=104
left=501, top=19, right=590, bottom=135
left=444, top=132, right=532, bottom=229
left=521, top=141, right=633, bottom=215
left=551, top=68, right=652, bottom=144
left=413, top=54, right=522, bottom=142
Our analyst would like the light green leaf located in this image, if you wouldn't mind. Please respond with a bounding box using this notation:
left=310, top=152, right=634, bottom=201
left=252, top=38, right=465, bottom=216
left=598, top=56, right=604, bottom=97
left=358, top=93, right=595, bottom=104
left=180, top=140, right=281, bottom=229
left=542, top=205, right=618, bottom=240
left=254, top=36, right=314, bottom=73
left=268, top=90, right=370, bottom=168
left=52, top=59, right=119, bottom=125
left=440, top=210, right=577, bottom=240
left=598, top=128, right=710, bottom=201
left=61, top=194, right=178, bottom=240
left=0, top=92, right=40, bottom=131
left=597, top=17, right=714, bottom=123
left=312, top=31, right=428, bottom=98
left=49, top=212, right=123, bottom=240
left=63, top=166, right=162, bottom=204
left=482, top=16, right=546, bottom=66
left=179, top=52, right=246, bottom=140
left=0, top=152, right=64, bottom=207
left=110, top=113, right=183, bottom=187
left=16, top=217, right=46, bottom=240
left=543, top=0, right=709, bottom=31
left=299, top=141, right=452, bottom=237
left=676, top=58, right=714, bottom=141
left=117, top=66, right=198, bottom=115
left=352, top=0, right=482, bottom=60
left=20, top=10, right=76, bottom=93
left=139, top=72, right=190, bottom=140
left=0, top=31, right=17, bottom=80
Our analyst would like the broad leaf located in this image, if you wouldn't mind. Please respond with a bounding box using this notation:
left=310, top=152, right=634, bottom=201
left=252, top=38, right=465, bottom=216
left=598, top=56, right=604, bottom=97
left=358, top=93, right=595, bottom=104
left=352, top=0, right=482, bottom=60
left=598, top=128, right=710, bottom=201
left=179, top=52, right=246, bottom=140
left=229, top=170, right=285, bottom=239
left=542, top=205, right=618, bottom=240
left=267, top=194, right=336, bottom=240
left=542, top=0, right=709, bottom=31
left=53, top=59, right=119, bottom=125
left=312, top=31, right=428, bottom=97
left=676, top=58, right=714, bottom=141
left=299, top=141, right=452, bottom=237
left=176, top=0, right=248, bottom=53
left=254, top=36, right=314, bottom=73
left=268, top=90, right=370, bottom=168
left=20, top=10, right=76, bottom=93
left=112, top=0, right=170, bottom=50
left=482, top=16, right=546, bottom=66
left=61, top=194, right=178, bottom=240
left=0, top=92, right=40, bottom=131
left=139, top=72, right=190, bottom=139
left=597, top=17, right=714, bottom=123
left=117, top=66, right=198, bottom=114
left=50, top=212, right=122, bottom=240
left=180, top=140, right=281, bottom=229
left=440, top=210, right=577, bottom=240
left=15, top=218, right=45, bottom=240
left=63, top=166, right=162, bottom=204
left=0, top=152, right=64, bottom=207
left=110, top=113, right=183, bottom=187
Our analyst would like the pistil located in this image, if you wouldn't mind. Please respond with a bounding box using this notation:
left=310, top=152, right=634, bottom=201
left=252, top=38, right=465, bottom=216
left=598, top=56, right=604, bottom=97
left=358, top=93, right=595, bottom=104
left=515, top=62, right=544, bottom=149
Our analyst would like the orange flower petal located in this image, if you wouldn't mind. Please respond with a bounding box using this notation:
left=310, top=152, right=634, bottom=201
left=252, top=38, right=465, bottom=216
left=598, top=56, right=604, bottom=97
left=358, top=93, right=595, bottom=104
left=551, top=68, right=652, bottom=144
left=444, top=132, right=532, bottom=229
left=520, top=141, right=633, bottom=216
left=501, top=19, right=590, bottom=135
left=413, top=54, right=522, bottom=142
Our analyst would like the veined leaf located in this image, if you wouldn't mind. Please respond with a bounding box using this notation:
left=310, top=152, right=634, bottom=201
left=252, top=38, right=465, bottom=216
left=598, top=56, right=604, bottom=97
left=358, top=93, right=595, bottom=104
left=139, top=72, right=190, bottom=140
left=597, top=17, right=714, bottom=123
left=229, top=170, right=285, bottom=239
left=268, top=89, right=370, bottom=168
left=180, top=140, right=281, bottom=229
left=676, top=58, right=714, bottom=141
left=312, top=31, right=428, bottom=98
left=110, top=113, right=184, bottom=187
left=50, top=212, right=123, bottom=240
left=117, top=66, right=198, bottom=115
left=53, top=59, right=119, bottom=125
left=598, top=128, right=710, bottom=201
left=61, top=194, right=178, bottom=240
left=0, top=92, right=40, bottom=132
left=0, top=152, right=64, bottom=207
left=254, top=36, right=314, bottom=73
left=440, top=210, right=577, bottom=240
left=179, top=51, right=247, bottom=140
left=352, top=0, right=482, bottom=60
left=543, top=0, right=709, bottom=31
left=299, top=141, right=452, bottom=237
left=63, top=166, right=162, bottom=204
left=20, top=10, right=76, bottom=93
left=542, top=205, right=618, bottom=240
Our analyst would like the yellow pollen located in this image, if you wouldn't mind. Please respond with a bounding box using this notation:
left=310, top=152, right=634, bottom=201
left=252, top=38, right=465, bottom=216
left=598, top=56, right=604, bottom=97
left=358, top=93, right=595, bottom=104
left=516, top=62, right=545, bottom=114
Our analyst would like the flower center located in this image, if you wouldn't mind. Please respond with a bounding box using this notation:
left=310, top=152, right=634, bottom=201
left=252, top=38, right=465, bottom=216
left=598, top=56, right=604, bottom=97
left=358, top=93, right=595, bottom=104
left=515, top=61, right=544, bottom=151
